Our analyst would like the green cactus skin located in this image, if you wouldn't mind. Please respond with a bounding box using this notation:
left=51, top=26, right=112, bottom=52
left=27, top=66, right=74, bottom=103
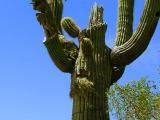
left=48, top=0, right=63, bottom=33
left=70, top=35, right=93, bottom=98
left=80, top=37, right=93, bottom=57
left=71, top=5, right=111, bottom=119
left=111, top=0, right=160, bottom=67
left=114, top=0, right=134, bottom=46
left=32, top=0, right=160, bottom=119
left=61, top=17, right=80, bottom=38
left=43, top=34, right=78, bottom=73
left=70, top=76, right=94, bottom=98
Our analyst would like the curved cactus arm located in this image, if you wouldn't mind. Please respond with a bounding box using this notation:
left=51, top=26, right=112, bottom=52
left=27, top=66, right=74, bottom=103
left=43, top=34, right=78, bottom=73
left=32, top=0, right=79, bottom=73
left=114, top=0, right=134, bottom=46
left=111, top=0, right=160, bottom=67
left=109, top=0, right=134, bottom=83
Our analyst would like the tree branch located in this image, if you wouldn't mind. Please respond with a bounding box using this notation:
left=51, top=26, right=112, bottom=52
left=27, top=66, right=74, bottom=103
left=111, top=0, right=160, bottom=67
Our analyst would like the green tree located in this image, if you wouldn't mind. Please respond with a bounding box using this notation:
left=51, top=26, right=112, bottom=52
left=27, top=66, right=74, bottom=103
left=108, top=78, right=160, bottom=120
left=31, top=0, right=160, bottom=119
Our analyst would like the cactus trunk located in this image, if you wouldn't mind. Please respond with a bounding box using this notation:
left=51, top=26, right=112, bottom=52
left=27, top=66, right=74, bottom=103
left=70, top=5, right=111, bottom=120
left=31, top=0, right=160, bottom=119
left=71, top=25, right=111, bottom=120
left=72, top=92, right=109, bottom=120
left=71, top=54, right=111, bottom=120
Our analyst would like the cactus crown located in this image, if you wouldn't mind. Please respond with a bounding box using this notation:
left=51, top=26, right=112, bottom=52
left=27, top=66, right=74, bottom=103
left=89, top=3, right=104, bottom=27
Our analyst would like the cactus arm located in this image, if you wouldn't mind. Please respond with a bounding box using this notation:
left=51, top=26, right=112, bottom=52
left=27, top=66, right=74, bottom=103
left=114, top=0, right=134, bottom=46
left=32, top=0, right=78, bottom=73
left=61, top=17, right=80, bottom=38
left=111, top=0, right=160, bottom=67
left=110, top=0, right=134, bottom=84
left=43, top=34, right=78, bottom=73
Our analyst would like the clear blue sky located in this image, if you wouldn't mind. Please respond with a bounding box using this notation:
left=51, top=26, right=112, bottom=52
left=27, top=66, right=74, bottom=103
left=0, top=0, right=159, bottom=120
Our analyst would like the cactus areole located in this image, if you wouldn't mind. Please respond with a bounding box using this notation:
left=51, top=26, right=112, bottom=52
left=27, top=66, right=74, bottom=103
left=31, top=0, right=160, bottom=119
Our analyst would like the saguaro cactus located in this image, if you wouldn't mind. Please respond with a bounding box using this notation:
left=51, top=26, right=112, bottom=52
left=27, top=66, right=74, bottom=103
left=31, top=0, right=160, bottom=119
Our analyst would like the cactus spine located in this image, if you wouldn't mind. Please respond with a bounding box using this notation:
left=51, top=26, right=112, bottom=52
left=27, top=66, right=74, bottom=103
left=32, top=0, right=160, bottom=119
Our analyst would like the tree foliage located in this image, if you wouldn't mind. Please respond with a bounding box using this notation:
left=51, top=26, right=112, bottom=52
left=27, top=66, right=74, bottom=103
left=108, top=77, right=160, bottom=120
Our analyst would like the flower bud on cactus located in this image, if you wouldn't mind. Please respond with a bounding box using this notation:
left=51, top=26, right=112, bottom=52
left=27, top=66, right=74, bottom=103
left=61, top=17, right=80, bottom=38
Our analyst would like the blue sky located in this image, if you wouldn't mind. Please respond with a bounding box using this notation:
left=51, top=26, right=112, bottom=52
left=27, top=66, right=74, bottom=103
left=0, top=0, right=159, bottom=120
